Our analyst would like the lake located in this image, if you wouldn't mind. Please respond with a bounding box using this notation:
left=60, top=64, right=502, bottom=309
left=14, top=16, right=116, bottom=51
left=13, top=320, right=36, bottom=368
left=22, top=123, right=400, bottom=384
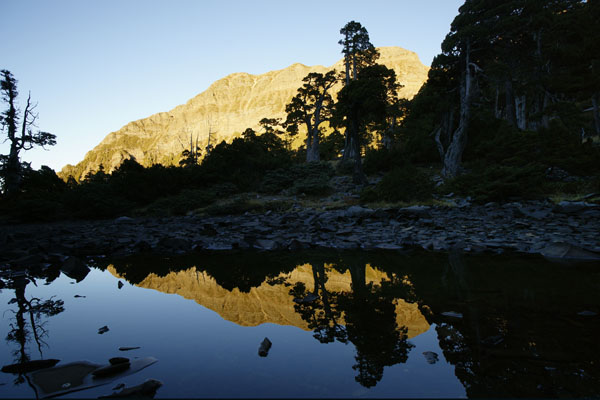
left=1, top=250, right=599, bottom=398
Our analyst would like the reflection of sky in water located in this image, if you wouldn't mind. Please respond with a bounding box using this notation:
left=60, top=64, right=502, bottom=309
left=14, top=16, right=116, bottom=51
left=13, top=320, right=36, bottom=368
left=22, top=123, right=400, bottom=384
left=0, top=268, right=466, bottom=398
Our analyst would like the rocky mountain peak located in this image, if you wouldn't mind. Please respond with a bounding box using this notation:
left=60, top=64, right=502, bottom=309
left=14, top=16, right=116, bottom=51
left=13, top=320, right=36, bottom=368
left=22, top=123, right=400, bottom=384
left=60, top=46, right=429, bottom=180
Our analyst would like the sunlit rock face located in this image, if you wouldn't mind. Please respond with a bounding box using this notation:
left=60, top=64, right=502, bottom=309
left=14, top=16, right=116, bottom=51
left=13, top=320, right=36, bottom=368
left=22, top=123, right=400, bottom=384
left=60, top=47, right=428, bottom=180
left=107, top=263, right=430, bottom=338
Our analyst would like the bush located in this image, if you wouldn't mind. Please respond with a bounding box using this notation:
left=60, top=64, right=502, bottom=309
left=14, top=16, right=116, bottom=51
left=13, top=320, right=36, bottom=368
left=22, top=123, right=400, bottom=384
left=446, top=163, right=548, bottom=203
left=361, top=165, right=434, bottom=203
left=363, top=147, right=406, bottom=174
left=260, top=162, right=333, bottom=195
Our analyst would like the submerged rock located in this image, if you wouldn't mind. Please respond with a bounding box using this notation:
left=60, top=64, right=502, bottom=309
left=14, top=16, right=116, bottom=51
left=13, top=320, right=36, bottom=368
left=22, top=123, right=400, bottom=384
left=98, top=326, right=110, bottom=334
left=258, top=337, right=272, bottom=357
left=92, top=362, right=131, bottom=378
left=422, top=351, right=439, bottom=364
left=100, top=378, right=163, bottom=398
left=441, top=311, right=463, bottom=319
left=118, top=346, right=141, bottom=351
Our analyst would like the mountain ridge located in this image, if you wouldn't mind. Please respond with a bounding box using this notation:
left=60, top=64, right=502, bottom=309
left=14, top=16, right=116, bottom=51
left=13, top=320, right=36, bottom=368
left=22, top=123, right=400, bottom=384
left=60, top=47, right=429, bottom=180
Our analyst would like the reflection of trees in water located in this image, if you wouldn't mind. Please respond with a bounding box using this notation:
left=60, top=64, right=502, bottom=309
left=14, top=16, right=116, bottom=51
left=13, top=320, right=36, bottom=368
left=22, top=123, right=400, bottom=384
left=416, top=251, right=600, bottom=398
left=289, top=261, right=414, bottom=388
left=2, top=269, right=65, bottom=385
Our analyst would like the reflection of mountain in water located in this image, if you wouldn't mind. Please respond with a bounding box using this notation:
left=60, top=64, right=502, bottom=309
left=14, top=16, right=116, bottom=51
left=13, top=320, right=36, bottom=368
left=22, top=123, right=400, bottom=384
left=108, top=264, right=429, bottom=337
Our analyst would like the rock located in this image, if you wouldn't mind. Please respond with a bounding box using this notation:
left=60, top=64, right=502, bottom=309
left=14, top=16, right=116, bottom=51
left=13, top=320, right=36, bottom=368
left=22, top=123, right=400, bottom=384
left=540, top=242, right=600, bottom=262
left=254, top=239, right=278, bottom=251
left=375, top=243, right=403, bottom=250
left=74, top=294, right=86, bottom=298
left=345, top=205, right=373, bottom=217
left=258, top=337, right=272, bottom=357
left=100, top=379, right=163, bottom=398
left=118, top=281, right=124, bottom=289
left=61, top=256, right=90, bottom=282
left=133, top=240, right=152, bottom=252
left=92, top=362, right=131, bottom=378
left=481, top=335, right=504, bottom=347
left=156, top=237, right=191, bottom=253
left=98, top=325, right=110, bottom=334
left=1, top=359, right=60, bottom=374
left=118, top=346, right=141, bottom=351
left=545, top=166, right=576, bottom=182
left=422, top=351, right=439, bottom=364
left=441, top=311, right=463, bottom=318
left=294, top=293, right=319, bottom=304
left=112, top=383, right=126, bottom=391
left=287, top=239, right=310, bottom=251
left=400, top=205, right=431, bottom=217
left=577, top=310, right=597, bottom=317
left=109, top=357, right=129, bottom=365
left=553, top=201, right=598, bottom=214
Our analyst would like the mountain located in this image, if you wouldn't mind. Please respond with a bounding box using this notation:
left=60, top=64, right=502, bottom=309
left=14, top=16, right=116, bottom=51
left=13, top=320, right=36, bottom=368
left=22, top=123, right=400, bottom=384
left=60, top=47, right=429, bottom=180
left=107, top=263, right=430, bottom=338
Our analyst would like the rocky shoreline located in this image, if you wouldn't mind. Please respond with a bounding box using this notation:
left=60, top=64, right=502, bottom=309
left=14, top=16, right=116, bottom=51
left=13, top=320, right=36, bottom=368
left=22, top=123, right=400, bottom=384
left=2, top=199, right=600, bottom=268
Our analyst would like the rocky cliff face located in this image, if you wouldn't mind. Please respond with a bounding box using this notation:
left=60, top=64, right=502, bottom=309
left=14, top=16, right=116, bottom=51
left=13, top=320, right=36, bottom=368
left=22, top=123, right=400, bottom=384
left=60, top=47, right=428, bottom=180
left=107, top=263, right=429, bottom=338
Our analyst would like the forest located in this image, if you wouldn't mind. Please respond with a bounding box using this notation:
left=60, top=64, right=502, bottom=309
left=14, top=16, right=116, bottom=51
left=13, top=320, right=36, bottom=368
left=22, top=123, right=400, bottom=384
left=1, top=0, right=599, bottom=222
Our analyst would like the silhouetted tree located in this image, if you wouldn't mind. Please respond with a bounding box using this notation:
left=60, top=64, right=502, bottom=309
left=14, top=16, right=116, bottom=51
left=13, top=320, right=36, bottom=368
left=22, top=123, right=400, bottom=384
left=0, top=70, right=56, bottom=195
left=338, top=22, right=380, bottom=163
left=334, top=64, right=400, bottom=183
left=284, top=71, right=338, bottom=162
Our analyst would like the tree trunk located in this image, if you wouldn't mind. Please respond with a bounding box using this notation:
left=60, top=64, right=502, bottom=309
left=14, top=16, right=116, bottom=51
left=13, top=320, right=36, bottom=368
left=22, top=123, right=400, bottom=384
left=306, top=129, right=320, bottom=162
left=442, top=45, right=473, bottom=179
left=504, top=79, right=517, bottom=127
left=593, top=93, right=600, bottom=136
left=350, top=118, right=367, bottom=184
left=515, top=95, right=527, bottom=130
left=4, top=144, right=21, bottom=196
left=342, top=129, right=357, bottom=161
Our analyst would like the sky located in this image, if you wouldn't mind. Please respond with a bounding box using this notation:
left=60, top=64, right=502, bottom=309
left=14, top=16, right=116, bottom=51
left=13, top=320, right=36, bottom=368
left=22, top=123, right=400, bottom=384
left=1, top=0, right=464, bottom=171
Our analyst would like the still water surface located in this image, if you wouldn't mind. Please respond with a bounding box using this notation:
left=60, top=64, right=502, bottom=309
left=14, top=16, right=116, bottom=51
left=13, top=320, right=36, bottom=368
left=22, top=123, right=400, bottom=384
left=1, top=251, right=599, bottom=398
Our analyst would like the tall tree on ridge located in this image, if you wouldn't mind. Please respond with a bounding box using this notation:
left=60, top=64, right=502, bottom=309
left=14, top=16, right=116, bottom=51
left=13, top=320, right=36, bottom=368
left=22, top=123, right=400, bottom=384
left=339, top=21, right=380, bottom=162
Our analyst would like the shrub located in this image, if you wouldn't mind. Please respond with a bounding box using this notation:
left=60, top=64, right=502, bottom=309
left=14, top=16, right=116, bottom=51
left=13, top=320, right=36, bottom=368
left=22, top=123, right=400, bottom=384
left=361, top=165, right=434, bottom=203
left=260, top=162, right=333, bottom=195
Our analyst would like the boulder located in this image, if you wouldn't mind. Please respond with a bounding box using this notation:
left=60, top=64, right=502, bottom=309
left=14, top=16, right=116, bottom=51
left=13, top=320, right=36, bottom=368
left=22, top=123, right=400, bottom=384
left=540, top=242, right=600, bottom=262
left=553, top=201, right=598, bottom=214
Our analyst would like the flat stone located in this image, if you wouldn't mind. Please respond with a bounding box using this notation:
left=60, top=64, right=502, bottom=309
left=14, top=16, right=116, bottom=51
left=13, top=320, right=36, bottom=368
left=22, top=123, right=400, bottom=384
left=441, top=311, right=463, bottom=318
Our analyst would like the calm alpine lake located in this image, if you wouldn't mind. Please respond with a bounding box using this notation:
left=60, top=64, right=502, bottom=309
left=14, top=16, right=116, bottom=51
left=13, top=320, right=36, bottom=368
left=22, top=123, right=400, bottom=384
left=1, top=251, right=599, bottom=398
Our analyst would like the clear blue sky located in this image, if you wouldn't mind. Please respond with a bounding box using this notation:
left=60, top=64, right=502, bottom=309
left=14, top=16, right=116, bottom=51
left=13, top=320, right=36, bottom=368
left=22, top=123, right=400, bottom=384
left=1, top=0, right=464, bottom=171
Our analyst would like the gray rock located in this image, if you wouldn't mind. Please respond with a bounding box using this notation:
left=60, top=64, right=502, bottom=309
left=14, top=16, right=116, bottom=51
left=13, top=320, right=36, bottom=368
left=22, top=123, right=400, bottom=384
left=100, top=379, right=162, bottom=398
left=156, top=237, right=191, bottom=252
left=375, top=243, right=403, bottom=250
left=254, top=239, right=278, bottom=250
left=577, top=310, right=597, bottom=317
left=422, top=351, right=439, bottom=364
left=441, top=311, right=463, bottom=318
left=258, top=337, right=272, bottom=357
left=345, top=205, right=373, bottom=217
left=554, top=201, right=598, bottom=214
left=540, top=242, right=600, bottom=261
left=61, top=257, right=90, bottom=282
left=118, top=346, right=141, bottom=351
